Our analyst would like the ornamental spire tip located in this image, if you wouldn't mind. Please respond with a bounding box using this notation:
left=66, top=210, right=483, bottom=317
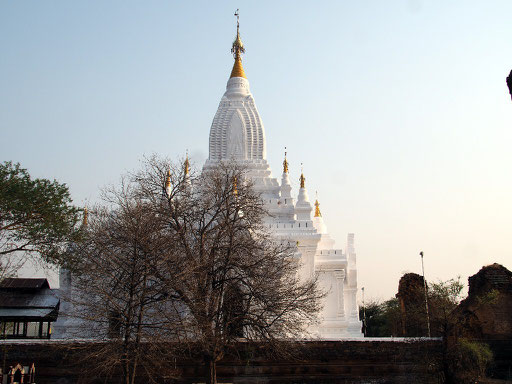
left=283, top=147, right=289, bottom=174
left=233, top=176, right=238, bottom=196
left=300, top=164, right=305, bottom=189
left=165, top=168, right=172, bottom=197
left=230, top=9, right=247, bottom=79
left=184, top=150, right=190, bottom=176
left=314, top=192, right=322, bottom=217
left=82, top=206, right=88, bottom=227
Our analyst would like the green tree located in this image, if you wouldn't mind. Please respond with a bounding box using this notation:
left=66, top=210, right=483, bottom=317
left=427, top=278, right=493, bottom=384
left=444, top=338, right=493, bottom=384
left=360, top=298, right=400, bottom=337
left=429, top=277, right=464, bottom=337
left=0, top=161, right=81, bottom=266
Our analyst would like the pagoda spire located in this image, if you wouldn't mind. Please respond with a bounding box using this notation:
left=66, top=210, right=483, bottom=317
left=295, top=164, right=312, bottom=220
left=314, top=193, right=322, bottom=217
left=299, top=164, right=306, bottom=189
left=183, top=151, right=192, bottom=190
left=230, top=9, right=247, bottom=79
left=184, top=150, right=190, bottom=176
left=233, top=176, right=238, bottom=196
left=283, top=148, right=289, bottom=174
left=280, top=147, right=292, bottom=199
left=82, top=206, right=88, bottom=228
left=165, top=168, right=172, bottom=197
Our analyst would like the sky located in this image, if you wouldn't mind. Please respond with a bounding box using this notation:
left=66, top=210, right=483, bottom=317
left=1, top=1, right=511, bottom=301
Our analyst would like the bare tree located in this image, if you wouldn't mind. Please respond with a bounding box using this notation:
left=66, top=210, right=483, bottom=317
left=69, top=181, right=172, bottom=384
left=69, top=156, right=323, bottom=384
left=135, top=157, right=324, bottom=384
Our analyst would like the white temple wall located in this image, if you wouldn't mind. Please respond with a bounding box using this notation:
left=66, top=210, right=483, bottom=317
left=343, top=285, right=353, bottom=321
left=317, top=271, right=338, bottom=320
left=334, top=269, right=346, bottom=320
left=297, top=242, right=318, bottom=281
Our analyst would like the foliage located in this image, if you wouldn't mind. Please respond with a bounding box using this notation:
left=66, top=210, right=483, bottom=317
left=364, top=275, right=495, bottom=382
left=360, top=298, right=400, bottom=337
left=363, top=277, right=465, bottom=339
left=476, top=288, right=500, bottom=306
left=422, top=277, right=495, bottom=383
left=445, top=338, right=493, bottom=384
left=429, top=278, right=464, bottom=306
left=0, top=161, right=81, bottom=266
left=428, top=277, right=464, bottom=337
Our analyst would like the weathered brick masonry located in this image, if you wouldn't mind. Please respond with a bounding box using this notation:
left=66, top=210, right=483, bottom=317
left=1, top=339, right=443, bottom=383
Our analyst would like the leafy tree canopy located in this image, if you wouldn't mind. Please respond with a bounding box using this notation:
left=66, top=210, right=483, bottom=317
left=360, top=298, right=400, bottom=337
left=0, top=161, right=81, bottom=265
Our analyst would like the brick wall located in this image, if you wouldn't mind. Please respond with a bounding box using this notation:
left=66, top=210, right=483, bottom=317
left=0, top=339, right=443, bottom=384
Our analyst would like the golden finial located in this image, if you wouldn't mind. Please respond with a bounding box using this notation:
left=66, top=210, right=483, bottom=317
left=165, top=168, right=172, bottom=197
left=233, top=176, right=238, bottom=196
left=230, top=9, right=247, bottom=79
left=165, top=169, right=171, bottom=188
left=314, top=193, right=322, bottom=217
left=184, top=151, right=190, bottom=176
left=82, top=206, right=88, bottom=227
left=283, top=147, right=289, bottom=174
left=299, top=164, right=305, bottom=189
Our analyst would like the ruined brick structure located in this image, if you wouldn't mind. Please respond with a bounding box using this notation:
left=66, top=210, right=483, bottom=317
left=453, top=263, right=512, bottom=379
left=396, top=273, right=429, bottom=337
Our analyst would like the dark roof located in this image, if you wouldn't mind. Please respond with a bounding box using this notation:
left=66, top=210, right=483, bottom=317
left=0, top=278, right=59, bottom=320
left=0, top=289, right=60, bottom=309
left=0, top=308, right=57, bottom=320
left=0, top=278, right=50, bottom=290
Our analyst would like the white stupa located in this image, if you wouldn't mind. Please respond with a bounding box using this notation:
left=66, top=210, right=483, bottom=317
left=204, top=15, right=362, bottom=338
left=54, top=15, right=362, bottom=340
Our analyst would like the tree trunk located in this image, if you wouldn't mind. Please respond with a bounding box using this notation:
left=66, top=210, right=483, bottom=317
left=130, top=275, right=148, bottom=384
left=207, top=359, right=217, bottom=384
left=442, top=335, right=455, bottom=384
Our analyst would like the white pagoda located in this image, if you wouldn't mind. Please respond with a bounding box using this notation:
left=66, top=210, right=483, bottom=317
left=54, top=15, right=363, bottom=340
left=204, top=16, right=362, bottom=338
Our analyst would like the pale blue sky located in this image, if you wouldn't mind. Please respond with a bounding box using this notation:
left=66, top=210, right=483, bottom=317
left=1, top=1, right=511, bottom=299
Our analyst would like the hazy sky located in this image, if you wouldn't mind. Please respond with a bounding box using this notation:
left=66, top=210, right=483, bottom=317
left=1, top=1, right=511, bottom=300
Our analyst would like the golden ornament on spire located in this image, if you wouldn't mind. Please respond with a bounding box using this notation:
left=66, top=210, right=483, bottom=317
left=184, top=151, right=190, bottom=176
left=233, top=176, right=238, bottom=196
left=299, top=168, right=305, bottom=189
left=82, top=206, right=88, bottom=227
left=165, top=169, right=172, bottom=188
left=283, top=148, right=289, bottom=174
left=230, top=9, right=247, bottom=79
left=314, top=199, right=322, bottom=217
